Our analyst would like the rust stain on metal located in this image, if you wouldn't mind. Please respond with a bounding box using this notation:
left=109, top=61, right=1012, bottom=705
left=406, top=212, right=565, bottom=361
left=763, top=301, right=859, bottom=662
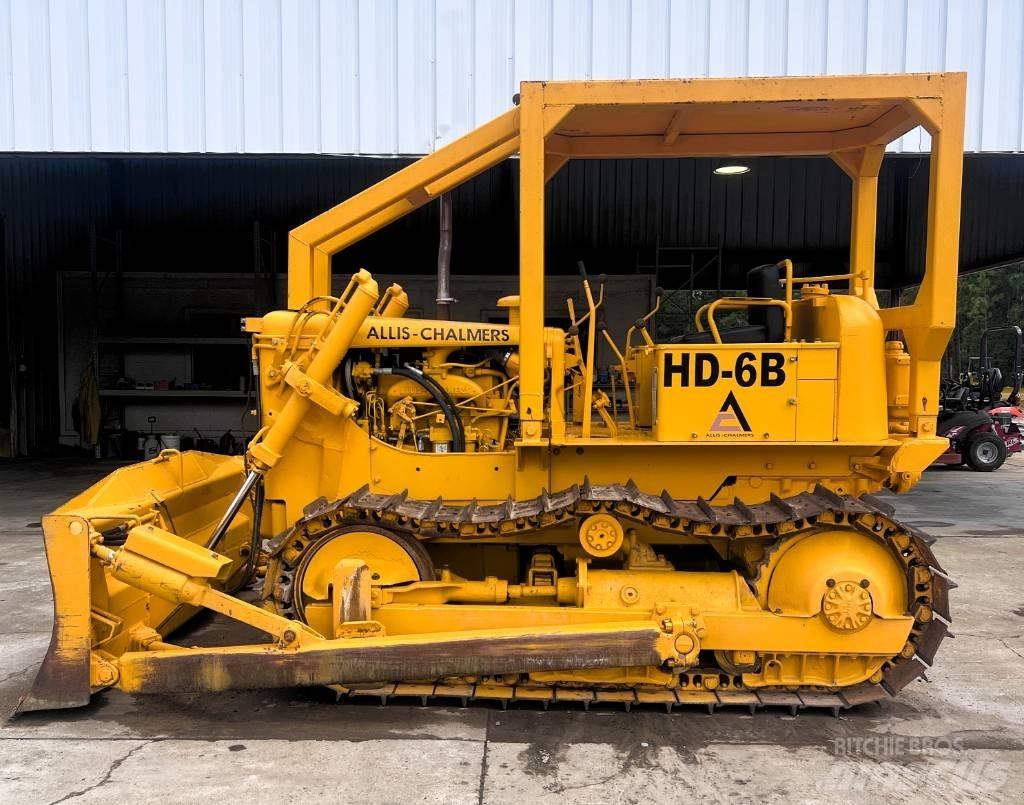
left=120, top=628, right=663, bottom=695
left=16, top=615, right=91, bottom=713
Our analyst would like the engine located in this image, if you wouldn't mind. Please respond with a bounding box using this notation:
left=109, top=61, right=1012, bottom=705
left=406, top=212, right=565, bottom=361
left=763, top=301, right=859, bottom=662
left=344, top=346, right=519, bottom=454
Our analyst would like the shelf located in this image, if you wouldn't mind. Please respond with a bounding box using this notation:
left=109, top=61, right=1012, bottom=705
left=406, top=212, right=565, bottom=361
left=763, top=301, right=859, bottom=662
left=99, top=389, right=249, bottom=398
left=97, top=337, right=247, bottom=346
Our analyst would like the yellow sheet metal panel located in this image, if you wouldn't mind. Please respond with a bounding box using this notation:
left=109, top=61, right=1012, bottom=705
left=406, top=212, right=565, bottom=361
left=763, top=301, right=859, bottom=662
left=367, top=439, right=516, bottom=500
left=654, top=346, right=797, bottom=442
left=795, top=346, right=838, bottom=380
left=795, top=380, right=837, bottom=442
left=652, top=342, right=843, bottom=443
left=633, top=351, right=656, bottom=427
left=792, top=294, right=888, bottom=443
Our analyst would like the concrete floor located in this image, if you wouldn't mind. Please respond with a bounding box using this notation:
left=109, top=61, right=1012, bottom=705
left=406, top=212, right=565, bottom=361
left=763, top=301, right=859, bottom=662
left=1, top=458, right=1023, bottom=804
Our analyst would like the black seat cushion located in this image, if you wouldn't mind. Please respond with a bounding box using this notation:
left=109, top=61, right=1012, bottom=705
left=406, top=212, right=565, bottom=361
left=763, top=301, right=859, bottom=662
left=673, top=324, right=769, bottom=344
left=942, top=385, right=971, bottom=410
left=670, top=264, right=785, bottom=345
left=746, top=264, right=785, bottom=342
left=988, top=367, right=1004, bottom=401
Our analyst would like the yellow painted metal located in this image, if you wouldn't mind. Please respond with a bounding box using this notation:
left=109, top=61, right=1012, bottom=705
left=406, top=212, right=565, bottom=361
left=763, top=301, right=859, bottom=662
left=287, top=109, right=519, bottom=307
left=330, top=559, right=372, bottom=636
left=23, top=73, right=966, bottom=709
left=302, top=531, right=421, bottom=591
left=651, top=343, right=842, bottom=443
left=760, top=529, right=909, bottom=619
left=831, top=145, right=885, bottom=306
left=517, top=81, right=547, bottom=441
left=743, top=653, right=886, bottom=689
left=113, top=620, right=675, bottom=695
left=249, top=270, right=378, bottom=471
left=880, top=75, right=966, bottom=441
left=578, top=513, right=625, bottom=558
left=19, top=515, right=94, bottom=710
left=296, top=529, right=422, bottom=637
left=91, top=540, right=321, bottom=647
left=369, top=601, right=911, bottom=656
left=123, top=524, right=233, bottom=581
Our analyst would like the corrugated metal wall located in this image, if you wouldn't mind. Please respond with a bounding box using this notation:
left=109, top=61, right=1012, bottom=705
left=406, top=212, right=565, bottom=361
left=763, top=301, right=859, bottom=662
left=103, top=153, right=1024, bottom=284
left=0, top=158, right=111, bottom=452
left=2, top=0, right=1024, bottom=155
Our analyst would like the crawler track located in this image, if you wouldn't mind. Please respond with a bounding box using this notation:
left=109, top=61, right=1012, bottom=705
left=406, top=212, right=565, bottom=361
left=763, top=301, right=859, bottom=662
left=266, top=483, right=953, bottom=713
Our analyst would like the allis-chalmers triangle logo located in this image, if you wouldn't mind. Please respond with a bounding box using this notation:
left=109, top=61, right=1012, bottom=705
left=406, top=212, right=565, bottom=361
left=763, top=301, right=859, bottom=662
left=709, top=391, right=751, bottom=433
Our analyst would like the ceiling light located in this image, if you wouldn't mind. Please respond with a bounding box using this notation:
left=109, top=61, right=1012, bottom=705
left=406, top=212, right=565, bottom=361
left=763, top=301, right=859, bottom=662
left=713, top=165, right=751, bottom=176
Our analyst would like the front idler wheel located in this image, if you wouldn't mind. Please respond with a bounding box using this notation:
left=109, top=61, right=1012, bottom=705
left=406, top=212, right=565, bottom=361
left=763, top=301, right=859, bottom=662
left=291, top=525, right=434, bottom=636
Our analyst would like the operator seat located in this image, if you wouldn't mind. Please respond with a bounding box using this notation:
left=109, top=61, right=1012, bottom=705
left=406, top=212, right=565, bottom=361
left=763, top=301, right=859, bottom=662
left=671, top=264, right=785, bottom=344
left=987, top=367, right=1004, bottom=403
left=942, top=384, right=971, bottom=411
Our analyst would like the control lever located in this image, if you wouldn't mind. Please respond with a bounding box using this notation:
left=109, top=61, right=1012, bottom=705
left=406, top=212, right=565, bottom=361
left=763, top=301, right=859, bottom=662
left=598, top=320, right=635, bottom=428
left=627, top=287, right=662, bottom=351
left=576, top=262, right=602, bottom=438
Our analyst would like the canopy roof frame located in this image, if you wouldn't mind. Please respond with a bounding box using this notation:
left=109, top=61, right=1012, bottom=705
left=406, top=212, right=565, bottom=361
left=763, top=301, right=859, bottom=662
left=287, top=72, right=966, bottom=441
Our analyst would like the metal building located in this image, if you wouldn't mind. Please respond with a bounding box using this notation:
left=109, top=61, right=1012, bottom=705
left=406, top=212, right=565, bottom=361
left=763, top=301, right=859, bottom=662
left=2, top=0, right=1024, bottom=455
left=4, top=0, right=1024, bottom=155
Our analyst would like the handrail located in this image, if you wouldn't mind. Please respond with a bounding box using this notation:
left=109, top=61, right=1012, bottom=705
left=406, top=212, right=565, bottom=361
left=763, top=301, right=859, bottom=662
left=695, top=298, right=792, bottom=345
left=686, top=256, right=875, bottom=345
left=779, top=259, right=794, bottom=310
left=778, top=257, right=867, bottom=294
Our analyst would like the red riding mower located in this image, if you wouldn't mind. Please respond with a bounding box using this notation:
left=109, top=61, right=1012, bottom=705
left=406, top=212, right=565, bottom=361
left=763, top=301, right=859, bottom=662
left=936, top=326, right=1024, bottom=472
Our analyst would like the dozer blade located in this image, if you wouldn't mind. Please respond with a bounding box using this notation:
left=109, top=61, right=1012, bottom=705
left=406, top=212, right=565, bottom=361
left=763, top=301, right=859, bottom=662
left=17, top=514, right=93, bottom=712
left=18, top=451, right=255, bottom=713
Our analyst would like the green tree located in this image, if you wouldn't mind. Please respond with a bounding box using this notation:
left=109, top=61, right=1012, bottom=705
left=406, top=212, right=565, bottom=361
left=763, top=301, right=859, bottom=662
left=944, top=265, right=1024, bottom=383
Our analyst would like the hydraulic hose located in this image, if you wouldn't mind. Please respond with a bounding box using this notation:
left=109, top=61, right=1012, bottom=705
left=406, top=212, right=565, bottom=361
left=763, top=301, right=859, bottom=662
left=230, top=476, right=265, bottom=594
left=341, top=357, right=358, bottom=411
left=375, top=364, right=466, bottom=452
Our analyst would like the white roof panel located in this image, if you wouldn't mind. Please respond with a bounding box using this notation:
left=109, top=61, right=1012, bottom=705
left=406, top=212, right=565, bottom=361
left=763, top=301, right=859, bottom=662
left=0, top=0, right=1020, bottom=154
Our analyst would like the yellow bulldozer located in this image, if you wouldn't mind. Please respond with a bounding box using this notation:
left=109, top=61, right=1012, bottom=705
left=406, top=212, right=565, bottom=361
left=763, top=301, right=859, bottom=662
left=21, top=73, right=963, bottom=714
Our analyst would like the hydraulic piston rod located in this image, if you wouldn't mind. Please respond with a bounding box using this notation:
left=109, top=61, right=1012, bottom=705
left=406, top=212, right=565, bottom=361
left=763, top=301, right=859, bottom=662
left=206, top=469, right=261, bottom=550
left=208, top=270, right=379, bottom=548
